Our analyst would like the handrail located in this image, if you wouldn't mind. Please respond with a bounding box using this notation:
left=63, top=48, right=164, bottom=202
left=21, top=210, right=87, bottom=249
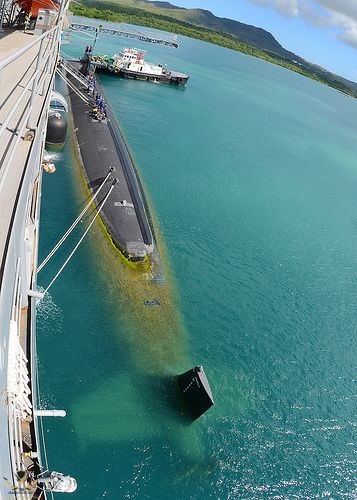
left=8, top=264, right=33, bottom=497
left=0, top=37, right=53, bottom=141
left=0, top=25, right=60, bottom=189
left=0, top=24, right=58, bottom=71
left=11, top=259, right=21, bottom=321
left=0, top=28, right=60, bottom=494
left=0, top=104, right=33, bottom=193
left=0, top=12, right=68, bottom=500
left=58, top=58, right=87, bottom=85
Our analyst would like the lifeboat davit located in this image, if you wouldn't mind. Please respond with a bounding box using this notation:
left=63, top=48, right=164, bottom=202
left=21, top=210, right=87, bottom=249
left=14, top=0, right=60, bottom=18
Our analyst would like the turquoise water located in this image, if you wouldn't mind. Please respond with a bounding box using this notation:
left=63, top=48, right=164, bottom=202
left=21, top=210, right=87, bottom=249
left=37, top=19, right=356, bottom=498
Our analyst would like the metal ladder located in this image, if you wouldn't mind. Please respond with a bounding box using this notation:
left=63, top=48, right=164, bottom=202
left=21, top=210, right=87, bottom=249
left=58, top=58, right=88, bottom=86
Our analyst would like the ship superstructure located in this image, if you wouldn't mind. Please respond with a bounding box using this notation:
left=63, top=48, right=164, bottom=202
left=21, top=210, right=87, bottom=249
left=0, top=2, right=76, bottom=498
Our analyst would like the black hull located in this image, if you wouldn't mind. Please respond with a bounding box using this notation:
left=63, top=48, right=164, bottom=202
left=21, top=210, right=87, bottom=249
left=94, top=66, right=189, bottom=85
left=67, top=70, right=155, bottom=265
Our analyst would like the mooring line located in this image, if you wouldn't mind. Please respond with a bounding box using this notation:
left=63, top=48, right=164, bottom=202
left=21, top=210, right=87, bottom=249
left=42, top=179, right=117, bottom=295
left=38, top=167, right=114, bottom=273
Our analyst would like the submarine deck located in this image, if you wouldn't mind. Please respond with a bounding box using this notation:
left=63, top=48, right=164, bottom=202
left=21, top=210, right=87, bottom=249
left=67, top=74, right=154, bottom=262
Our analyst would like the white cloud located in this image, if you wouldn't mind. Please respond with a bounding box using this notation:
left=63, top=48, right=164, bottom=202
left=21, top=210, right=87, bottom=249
left=250, top=0, right=298, bottom=16
left=317, top=0, right=357, bottom=22
left=250, top=0, right=357, bottom=48
left=340, top=25, right=357, bottom=48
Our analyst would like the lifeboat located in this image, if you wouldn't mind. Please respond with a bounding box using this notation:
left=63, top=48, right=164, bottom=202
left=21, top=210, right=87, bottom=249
left=14, top=0, right=60, bottom=18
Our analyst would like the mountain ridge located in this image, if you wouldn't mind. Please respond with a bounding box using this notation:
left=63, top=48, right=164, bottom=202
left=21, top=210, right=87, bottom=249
left=141, top=0, right=357, bottom=89
left=73, top=0, right=357, bottom=94
left=147, top=0, right=356, bottom=87
left=150, top=1, right=297, bottom=57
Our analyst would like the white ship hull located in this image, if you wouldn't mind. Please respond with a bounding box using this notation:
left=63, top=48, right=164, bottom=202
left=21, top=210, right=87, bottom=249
left=0, top=4, right=75, bottom=497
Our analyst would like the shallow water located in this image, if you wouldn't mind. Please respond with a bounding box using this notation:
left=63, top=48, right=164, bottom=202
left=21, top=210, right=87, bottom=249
left=37, top=19, right=357, bottom=498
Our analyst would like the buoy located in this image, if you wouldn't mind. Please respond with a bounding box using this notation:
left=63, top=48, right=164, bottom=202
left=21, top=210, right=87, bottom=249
left=46, top=112, right=67, bottom=145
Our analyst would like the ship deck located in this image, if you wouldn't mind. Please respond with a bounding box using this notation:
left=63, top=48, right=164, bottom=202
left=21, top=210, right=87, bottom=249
left=0, top=28, right=54, bottom=268
left=0, top=24, right=60, bottom=499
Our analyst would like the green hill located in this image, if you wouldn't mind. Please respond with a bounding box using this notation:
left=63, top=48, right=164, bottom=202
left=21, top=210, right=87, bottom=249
left=139, top=0, right=301, bottom=59
left=69, top=0, right=357, bottom=97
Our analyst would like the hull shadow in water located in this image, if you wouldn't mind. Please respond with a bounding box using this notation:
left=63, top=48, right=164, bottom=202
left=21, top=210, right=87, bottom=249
left=65, top=143, right=208, bottom=459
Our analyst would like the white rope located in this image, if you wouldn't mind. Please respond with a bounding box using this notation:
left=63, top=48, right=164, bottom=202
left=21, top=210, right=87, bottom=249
left=38, top=168, right=114, bottom=273
left=43, top=181, right=117, bottom=295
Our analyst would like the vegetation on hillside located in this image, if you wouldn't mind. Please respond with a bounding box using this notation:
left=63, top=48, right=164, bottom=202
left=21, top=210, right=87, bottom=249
left=69, top=1, right=357, bottom=98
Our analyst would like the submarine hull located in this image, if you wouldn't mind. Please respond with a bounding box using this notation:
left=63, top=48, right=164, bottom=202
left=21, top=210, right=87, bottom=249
left=66, top=64, right=155, bottom=265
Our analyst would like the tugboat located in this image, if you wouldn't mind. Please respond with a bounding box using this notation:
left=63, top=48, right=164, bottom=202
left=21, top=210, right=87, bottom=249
left=89, top=47, right=189, bottom=85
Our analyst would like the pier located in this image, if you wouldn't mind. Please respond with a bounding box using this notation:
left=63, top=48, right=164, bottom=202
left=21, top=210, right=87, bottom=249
left=70, top=23, right=179, bottom=48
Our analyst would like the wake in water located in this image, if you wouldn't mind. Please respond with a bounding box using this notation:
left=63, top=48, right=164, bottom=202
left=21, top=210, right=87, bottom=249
left=36, top=286, right=63, bottom=337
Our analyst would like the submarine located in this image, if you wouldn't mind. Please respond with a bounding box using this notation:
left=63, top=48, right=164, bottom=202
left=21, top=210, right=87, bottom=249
left=63, top=59, right=155, bottom=268
left=61, top=57, right=215, bottom=418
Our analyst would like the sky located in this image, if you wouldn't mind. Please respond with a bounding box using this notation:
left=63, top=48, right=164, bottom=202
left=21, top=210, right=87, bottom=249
left=153, top=0, right=357, bottom=82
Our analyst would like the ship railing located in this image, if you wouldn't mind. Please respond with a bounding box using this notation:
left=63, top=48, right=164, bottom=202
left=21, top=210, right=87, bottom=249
left=6, top=258, right=34, bottom=498
left=0, top=13, right=65, bottom=500
left=58, top=57, right=88, bottom=87
left=0, top=23, right=61, bottom=279
left=0, top=24, right=61, bottom=190
left=0, top=24, right=60, bottom=133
